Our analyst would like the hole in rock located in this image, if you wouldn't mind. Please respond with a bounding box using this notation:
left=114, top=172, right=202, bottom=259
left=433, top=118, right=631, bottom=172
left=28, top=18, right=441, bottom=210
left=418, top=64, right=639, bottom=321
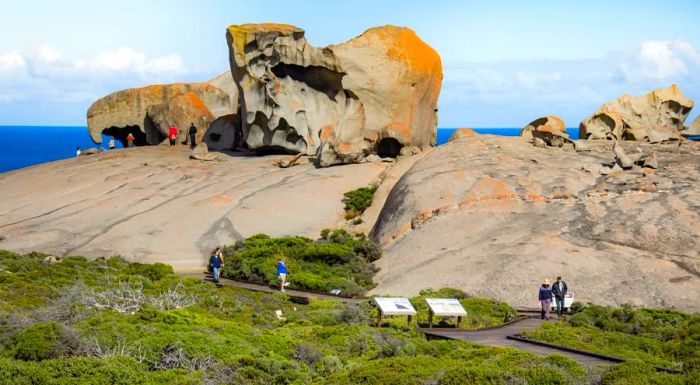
left=271, top=63, right=344, bottom=100
left=102, top=126, right=148, bottom=147
left=377, top=138, right=403, bottom=158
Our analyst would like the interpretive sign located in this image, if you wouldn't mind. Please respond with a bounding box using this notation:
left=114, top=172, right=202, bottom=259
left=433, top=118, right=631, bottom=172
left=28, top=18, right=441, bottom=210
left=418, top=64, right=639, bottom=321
left=374, top=297, right=416, bottom=315
left=550, top=293, right=575, bottom=309
left=426, top=298, right=467, bottom=317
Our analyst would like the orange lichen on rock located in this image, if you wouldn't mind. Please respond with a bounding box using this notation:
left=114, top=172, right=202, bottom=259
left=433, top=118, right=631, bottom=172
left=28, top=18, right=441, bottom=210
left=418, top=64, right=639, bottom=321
left=364, top=26, right=442, bottom=75
left=384, top=121, right=413, bottom=141
left=448, top=128, right=478, bottom=142
left=459, top=176, right=518, bottom=205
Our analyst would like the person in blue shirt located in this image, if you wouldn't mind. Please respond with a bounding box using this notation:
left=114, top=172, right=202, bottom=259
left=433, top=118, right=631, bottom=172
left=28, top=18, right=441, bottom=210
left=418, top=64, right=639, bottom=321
left=538, top=279, right=553, bottom=320
left=276, top=256, right=288, bottom=292
left=209, top=247, right=223, bottom=284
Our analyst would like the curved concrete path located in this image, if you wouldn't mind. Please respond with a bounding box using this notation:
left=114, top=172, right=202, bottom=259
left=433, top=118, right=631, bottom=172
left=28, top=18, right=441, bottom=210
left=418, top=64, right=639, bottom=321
left=422, top=317, right=612, bottom=365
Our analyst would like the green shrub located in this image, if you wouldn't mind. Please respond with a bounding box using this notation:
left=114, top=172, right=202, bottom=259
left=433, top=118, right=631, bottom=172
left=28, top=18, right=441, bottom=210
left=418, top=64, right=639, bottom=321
left=342, top=186, right=377, bottom=219
left=8, top=322, right=60, bottom=361
left=125, top=262, right=173, bottom=281
left=221, top=231, right=379, bottom=297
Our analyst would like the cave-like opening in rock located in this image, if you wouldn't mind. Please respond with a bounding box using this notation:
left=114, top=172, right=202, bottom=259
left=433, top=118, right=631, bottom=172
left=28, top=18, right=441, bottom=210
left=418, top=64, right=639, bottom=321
left=271, top=63, right=344, bottom=100
left=102, top=126, right=148, bottom=147
left=377, top=137, right=403, bottom=158
left=143, top=115, right=166, bottom=145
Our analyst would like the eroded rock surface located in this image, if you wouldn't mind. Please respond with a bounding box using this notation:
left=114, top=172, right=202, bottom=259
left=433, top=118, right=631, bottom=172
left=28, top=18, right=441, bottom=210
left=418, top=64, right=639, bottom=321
left=448, top=128, right=478, bottom=142
left=681, top=115, right=700, bottom=137
left=520, top=116, right=570, bottom=147
left=370, top=135, right=700, bottom=311
left=0, top=147, right=389, bottom=270
left=87, top=83, right=231, bottom=146
left=226, top=23, right=442, bottom=166
left=579, top=84, right=694, bottom=142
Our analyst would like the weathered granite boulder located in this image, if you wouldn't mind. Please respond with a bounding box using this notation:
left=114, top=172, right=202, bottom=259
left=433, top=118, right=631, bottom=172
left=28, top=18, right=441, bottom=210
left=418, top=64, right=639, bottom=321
left=87, top=83, right=231, bottom=147
left=579, top=84, right=694, bottom=142
left=226, top=23, right=442, bottom=166
left=681, top=115, right=700, bottom=137
left=520, top=116, right=570, bottom=147
left=447, top=128, right=478, bottom=142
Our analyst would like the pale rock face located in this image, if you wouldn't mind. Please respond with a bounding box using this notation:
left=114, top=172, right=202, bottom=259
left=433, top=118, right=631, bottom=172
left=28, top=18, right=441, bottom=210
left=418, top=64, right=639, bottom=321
left=86, top=83, right=231, bottom=146
left=226, top=23, right=442, bottom=166
left=681, top=115, right=700, bottom=137
left=579, top=84, right=694, bottom=142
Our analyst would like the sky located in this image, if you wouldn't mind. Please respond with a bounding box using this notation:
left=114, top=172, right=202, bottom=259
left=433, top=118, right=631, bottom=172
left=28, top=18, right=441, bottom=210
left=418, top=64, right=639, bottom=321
left=1, top=0, right=699, bottom=127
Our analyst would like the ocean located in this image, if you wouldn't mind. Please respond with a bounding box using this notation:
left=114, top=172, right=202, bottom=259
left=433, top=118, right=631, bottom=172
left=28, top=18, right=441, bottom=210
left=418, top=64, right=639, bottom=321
left=0, top=126, right=575, bottom=174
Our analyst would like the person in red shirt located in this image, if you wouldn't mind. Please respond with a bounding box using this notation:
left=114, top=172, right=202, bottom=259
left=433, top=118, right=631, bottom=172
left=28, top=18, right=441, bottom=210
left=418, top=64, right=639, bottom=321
left=126, top=133, right=135, bottom=148
left=168, top=124, right=178, bottom=146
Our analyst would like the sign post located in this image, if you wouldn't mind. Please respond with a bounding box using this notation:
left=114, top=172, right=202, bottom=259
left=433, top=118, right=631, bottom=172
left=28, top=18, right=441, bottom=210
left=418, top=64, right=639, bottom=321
left=425, top=298, right=467, bottom=328
left=373, top=297, right=417, bottom=327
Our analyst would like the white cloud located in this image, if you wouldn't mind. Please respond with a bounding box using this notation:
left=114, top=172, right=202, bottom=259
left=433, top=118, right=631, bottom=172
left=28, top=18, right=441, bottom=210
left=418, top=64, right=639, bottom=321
left=618, top=38, right=699, bottom=82
left=0, top=51, right=25, bottom=71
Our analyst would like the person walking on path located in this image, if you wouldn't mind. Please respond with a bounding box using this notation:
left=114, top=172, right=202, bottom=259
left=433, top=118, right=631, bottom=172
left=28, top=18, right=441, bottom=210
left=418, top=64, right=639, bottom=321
left=276, top=256, right=288, bottom=293
left=209, top=248, right=223, bottom=284
left=126, top=133, right=135, bottom=148
left=108, top=136, right=116, bottom=150
left=188, top=123, right=197, bottom=149
left=551, top=276, right=568, bottom=317
left=168, top=124, right=178, bottom=146
left=538, top=279, right=553, bottom=320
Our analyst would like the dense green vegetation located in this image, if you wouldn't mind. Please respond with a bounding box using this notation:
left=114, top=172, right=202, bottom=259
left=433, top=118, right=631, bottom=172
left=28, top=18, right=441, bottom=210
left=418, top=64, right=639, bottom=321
left=523, top=303, right=700, bottom=379
left=220, top=230, right=380, bottom=297
left=342, top=185, right=377, bottom=220
left=0, top=249, right=695, bottom=384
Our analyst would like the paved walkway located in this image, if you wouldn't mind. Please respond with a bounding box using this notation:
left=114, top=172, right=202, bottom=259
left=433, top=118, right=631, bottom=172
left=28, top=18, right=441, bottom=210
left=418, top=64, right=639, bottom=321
left=422, top=317, right=612, bottom=365
left=181, top=272, right=366, bottom=304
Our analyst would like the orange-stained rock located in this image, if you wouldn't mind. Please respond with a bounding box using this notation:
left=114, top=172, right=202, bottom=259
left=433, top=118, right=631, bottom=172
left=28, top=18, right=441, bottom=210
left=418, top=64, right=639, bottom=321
left=87, top=83, right=231, bottom=147
left=580, top=84, right=694, bottom=142
left=520, top=116, right=567, bottom=139
left=226, top=23, right=442, bottom=166
left=447, top=128, right=478, bottom=142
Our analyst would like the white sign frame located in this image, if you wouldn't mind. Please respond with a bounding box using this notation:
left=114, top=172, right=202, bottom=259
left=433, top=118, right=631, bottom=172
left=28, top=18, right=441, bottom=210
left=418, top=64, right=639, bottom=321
left=374, top=297, right=417, bottom=316
left=551, top=293, right=575, bottom=309
left=426, top=298, right=467, bottom=317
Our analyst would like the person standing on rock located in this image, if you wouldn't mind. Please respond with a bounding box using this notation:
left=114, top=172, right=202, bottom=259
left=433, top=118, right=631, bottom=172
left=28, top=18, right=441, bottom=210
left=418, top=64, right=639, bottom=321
left=108, top=136, right=116, bottom=150
left=538, top=279, right=553, bottom=320
left=551, top=276, right=568, bottom=318
left=126, top=133, right=135, bottom=148
left=209, top=248, right=223, bottom=284
left=188, top=123, right=197, bottom=149
left=168, top=124, right=178, bottom=146
left=277, top=256, right=288, bottom=293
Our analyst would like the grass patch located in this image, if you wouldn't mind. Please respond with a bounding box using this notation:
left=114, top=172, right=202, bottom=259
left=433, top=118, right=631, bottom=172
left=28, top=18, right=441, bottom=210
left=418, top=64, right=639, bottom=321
left=221, top=229, right=380, bottom=297
left=342, top=185, right=377, bottom=219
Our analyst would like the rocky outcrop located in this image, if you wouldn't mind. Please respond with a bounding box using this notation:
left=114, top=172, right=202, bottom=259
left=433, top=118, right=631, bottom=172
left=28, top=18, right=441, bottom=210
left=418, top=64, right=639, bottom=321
left=579, top=84, right=694, bottom=142
left=448, top=128, right=478, bottom=142
left=226, top=23, right=442, bottom=166
left=87, top=83, right=231, bottom=146
left=520, top=116, right=570, bottom=147
left=681, top=115, right=700, bottom=137
left=369, top=135, right=700, bottom=311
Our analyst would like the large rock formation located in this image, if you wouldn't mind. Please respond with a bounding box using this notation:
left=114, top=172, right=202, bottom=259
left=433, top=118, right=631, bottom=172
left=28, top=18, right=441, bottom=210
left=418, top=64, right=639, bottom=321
left=226, top=23, right=442, bottom=166
left=448, top=128, right=478, bottom=142
left=520, top=116, right=570, bottom=147
left=87, top=83, right=232, bottom=146
left=579, top=84, right=694, bottom=142
left=370, top=135, right=700, bottom=311
left=681, top=115, right=700, bottom=137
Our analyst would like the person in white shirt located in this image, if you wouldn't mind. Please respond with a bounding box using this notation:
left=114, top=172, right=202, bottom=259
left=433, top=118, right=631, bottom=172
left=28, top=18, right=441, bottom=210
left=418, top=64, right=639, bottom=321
left=76, top=147, right=81, bottom=157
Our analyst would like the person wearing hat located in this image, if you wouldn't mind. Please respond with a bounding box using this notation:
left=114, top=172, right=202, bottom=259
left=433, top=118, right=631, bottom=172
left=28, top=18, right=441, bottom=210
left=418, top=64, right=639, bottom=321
left=538, top=279, right=553, bottom=320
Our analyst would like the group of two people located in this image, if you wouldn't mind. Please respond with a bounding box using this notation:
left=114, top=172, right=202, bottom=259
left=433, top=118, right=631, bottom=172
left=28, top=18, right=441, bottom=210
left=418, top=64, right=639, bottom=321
left=209, top=249, right=289, bottom=292
left=538, top=276, right=568, bottom=320
left=167, top=123, right=198, bottom=148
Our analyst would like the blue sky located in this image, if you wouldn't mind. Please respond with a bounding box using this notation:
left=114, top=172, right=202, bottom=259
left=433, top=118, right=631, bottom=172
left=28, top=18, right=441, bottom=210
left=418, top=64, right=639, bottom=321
left=1, top=0, right=699, bottom=127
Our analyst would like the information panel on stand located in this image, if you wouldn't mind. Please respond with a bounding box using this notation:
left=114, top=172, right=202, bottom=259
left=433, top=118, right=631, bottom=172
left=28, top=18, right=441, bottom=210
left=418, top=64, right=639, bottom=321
left=426, top=298, right=467, bottom=317
left=374, top=297, right=417, bottom=316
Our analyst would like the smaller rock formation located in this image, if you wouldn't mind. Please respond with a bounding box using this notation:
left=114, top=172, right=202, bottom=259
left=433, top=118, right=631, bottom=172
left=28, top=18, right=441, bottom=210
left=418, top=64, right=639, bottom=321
left=447, top=128, right=478, bottom=142
left=189, top=142, right=218, bottom=161
left=520, top=116, right=570, bottom=147
left=681, top=115, right=700, bottom=137
left=87, top=83, right=232, bottom=147
left=579, top=84, right=694, bottom=142
left=613, top=141, right=657, bottom=169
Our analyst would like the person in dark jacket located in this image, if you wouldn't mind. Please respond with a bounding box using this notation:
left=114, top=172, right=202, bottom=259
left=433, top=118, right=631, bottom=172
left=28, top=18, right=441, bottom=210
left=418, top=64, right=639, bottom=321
left=551, top=276, right=568, bottom=317
left=538, top=279, right=553, bottom=320
left=209, top=247, right=223, bottom=283
left=188, top=123, right=197, bottom=148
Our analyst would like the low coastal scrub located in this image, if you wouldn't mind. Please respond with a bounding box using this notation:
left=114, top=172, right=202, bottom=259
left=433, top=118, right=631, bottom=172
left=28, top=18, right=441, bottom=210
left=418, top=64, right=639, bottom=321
left=0, top=249, right=695, bottom=384
left=220, top=229, right=380, bottom=297
left=522, top=303, right=700, bottom=380
left=342, top=185, right=377, bottom=219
